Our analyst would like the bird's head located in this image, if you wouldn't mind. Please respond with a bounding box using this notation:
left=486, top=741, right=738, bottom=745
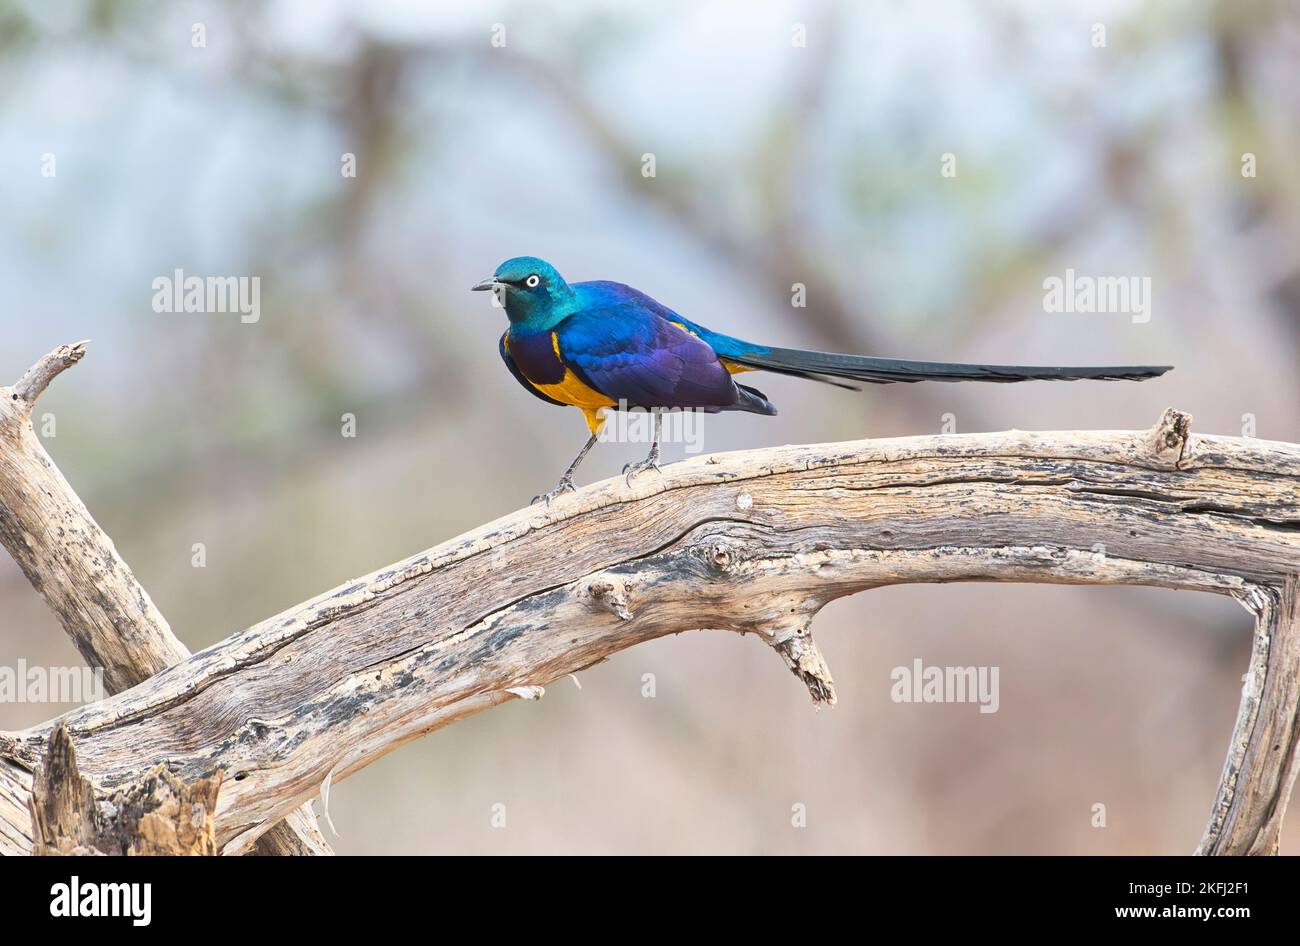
left=472, top=257, right=575, bottom=327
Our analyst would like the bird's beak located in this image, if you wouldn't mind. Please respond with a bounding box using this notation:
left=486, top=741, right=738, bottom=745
left=471, top=277, right=500, bottom=292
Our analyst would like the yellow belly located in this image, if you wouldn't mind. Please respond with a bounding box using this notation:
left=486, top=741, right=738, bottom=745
left=511, top=332, right=615, bottom=434
left=533, top=373, right=613, bottom=435
left=532, top=370, right=616, bottom=411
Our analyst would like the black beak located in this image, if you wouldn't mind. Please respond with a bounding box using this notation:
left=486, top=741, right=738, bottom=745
left=471, top=277, right=500, bottom=292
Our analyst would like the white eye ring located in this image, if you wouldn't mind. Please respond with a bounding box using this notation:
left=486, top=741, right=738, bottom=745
left=525, top=274, right=541, bottom=288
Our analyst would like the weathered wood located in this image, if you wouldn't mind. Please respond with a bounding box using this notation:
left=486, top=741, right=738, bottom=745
left=28, top=724, right=101, bottom=855
left=0, top=401, right=1296, bottom=855
left=30, top=722, right=221, bottom=855
left=0, top=343, right=331, bottom=856
left=0, top=342, right=187, bottom=690
left=1197, top=576, right=1300, bottom=855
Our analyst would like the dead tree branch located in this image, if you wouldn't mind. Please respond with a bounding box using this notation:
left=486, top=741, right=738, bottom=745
left=0, top=343, right=331, bottom=855
left=0, top=341, right=187, bottom=688
left=0, top=344, right=1297, bottom=855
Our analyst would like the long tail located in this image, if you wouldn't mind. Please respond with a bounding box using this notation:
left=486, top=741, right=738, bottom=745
left=723, top=346, right=1172, bottom=389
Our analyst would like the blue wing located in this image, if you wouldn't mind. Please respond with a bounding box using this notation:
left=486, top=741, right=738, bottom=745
left=555, top=297, right=739, bottom=410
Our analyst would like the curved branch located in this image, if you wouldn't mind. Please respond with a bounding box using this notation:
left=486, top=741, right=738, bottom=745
left=0, top=343, right=331, bottom=856
left=1, top=407, right=1297, bottom=855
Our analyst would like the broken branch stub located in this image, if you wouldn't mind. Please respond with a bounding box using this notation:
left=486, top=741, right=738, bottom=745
left=30, top=724, right=220, bottom=856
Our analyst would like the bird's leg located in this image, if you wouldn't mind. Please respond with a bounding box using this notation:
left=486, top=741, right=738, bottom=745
left=532, top=432, right=599, bottom=506
left=623, top=409, right=663, bottom=486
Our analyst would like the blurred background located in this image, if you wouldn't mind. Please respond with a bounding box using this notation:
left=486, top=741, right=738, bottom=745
left=1, top=0, right=1297, bottom=854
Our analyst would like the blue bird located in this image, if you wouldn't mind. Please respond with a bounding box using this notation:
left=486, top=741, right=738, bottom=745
left=473, top=257, right=1171, bottom=504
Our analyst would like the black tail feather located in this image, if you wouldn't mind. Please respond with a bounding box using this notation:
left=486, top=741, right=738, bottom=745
left=726, top=347, right=1172, bottom=385
left=727, top=382, right=778, bottom=415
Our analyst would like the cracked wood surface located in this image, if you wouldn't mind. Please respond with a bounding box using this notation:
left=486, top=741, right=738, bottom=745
left=0, top=343, right=331, bottom=855
left=0, top=400, right=1297, bottom=855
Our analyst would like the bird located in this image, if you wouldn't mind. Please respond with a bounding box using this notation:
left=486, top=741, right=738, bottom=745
left=473, top=256, right=1172, bottom=505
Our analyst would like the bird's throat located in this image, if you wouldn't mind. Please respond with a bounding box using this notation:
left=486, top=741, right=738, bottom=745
left=504, top=289, right=576, bottom=330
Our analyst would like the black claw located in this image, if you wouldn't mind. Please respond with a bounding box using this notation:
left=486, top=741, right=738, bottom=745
left=532, top=477, right=577, bottom=506
left=623, top=459, right=663, bottom=488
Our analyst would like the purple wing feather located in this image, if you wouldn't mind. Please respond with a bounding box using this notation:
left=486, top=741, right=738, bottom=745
left=558, top=304, right=740, bottom=410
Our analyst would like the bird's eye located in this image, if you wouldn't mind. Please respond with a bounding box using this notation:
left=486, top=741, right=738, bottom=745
left=525, top=274, right=541, bottom=288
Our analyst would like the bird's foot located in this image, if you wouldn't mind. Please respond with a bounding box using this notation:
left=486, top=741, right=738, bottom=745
left=531, top=477, right=577, bottom=506
left=623, top=449, right=662, bottom=488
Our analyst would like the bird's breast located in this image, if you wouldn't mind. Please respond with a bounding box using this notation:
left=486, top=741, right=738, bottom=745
left=506, top=330, right=566, bottom=385
left=506, top=330, right=615, bottom=410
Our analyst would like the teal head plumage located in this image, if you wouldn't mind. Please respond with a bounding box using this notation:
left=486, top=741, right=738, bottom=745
left=471, top=256, right=576, bottom=329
